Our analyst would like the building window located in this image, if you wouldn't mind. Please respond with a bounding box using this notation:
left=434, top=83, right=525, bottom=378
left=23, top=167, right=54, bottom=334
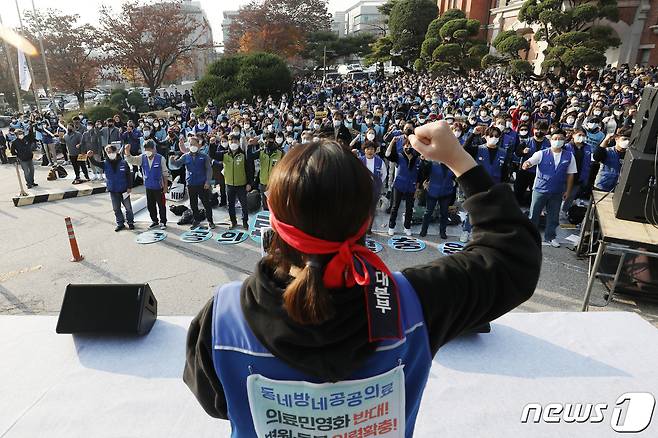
left=639, top=48, right=651, bottom=66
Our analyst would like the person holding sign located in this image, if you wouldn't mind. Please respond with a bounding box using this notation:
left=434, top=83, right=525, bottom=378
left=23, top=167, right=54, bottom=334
left=184, top=121, right=541, bottom=437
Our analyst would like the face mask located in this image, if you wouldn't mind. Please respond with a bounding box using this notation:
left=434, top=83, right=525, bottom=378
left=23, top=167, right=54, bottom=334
left=453, top=130, right=462, bottom=138
left=519, top=130, right=529, bottom=136
left=506, top=121, right=513, bottom=129
left=588, top=123, right=598, bottom=131
left=18, top=134, right=24, bottom=139
left=153, top=122, right=159, bottom=128
left=275, top=137, right=284, bottom=144
left=107, top=152, right=117, bottom=160
left=286, top=125, right=293, bottom=132
left=566, top=117, right=575, bottom=124
left=221, top=141, right=229, bottom=148
left=520, top=115, right=529, bottom=121
left=480, top=111, right=488, bottom=117
left=486, top=136, right=499, bottom=146
left=333, top=120, right=342, bottom=127
left=366, top=133, right=376, bottom=141
left=496, top=124, right=505, bottom=131
left=229, top=143, right=239, bottom=151
left=618, top=139, right=629, bottom=149
left=87, top=126, right=93, bottom=131
left=593, top=110, right=602, bottom=116
left=189, top=146, right=199, bottom=153
left=143, top=130, right=151, bottom=137
left=551, top=139, right=565, bottom=149
left=313, top=124, right=320, bottom=130
left=145, top=150, right=153, bottom=157
left=614, top=110, right=623, bottom=116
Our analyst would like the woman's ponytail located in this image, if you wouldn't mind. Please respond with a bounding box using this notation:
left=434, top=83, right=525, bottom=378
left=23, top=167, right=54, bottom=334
left=283, top=261, right=335, bottom=325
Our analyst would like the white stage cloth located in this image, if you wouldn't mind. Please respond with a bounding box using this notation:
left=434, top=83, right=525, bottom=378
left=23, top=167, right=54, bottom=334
left=1, top=312, right=657, bottom=437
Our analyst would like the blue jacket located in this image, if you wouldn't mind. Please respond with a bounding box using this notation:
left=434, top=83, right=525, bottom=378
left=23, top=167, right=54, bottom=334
left=184, top=152, right=210, bottom=186
left=393, top=153, right=421, bottom=193
left=122, top=129, right=143, bottom=155
left=142, top=153, right=164, bottom=190
left=211, top=273, right=431, bottom=438
left=595, top=147, right=623, bottom=192
left=427, top=162, right=455, bottom=198
left=476, top=146, right=507, bottom=183
left=534, top=148, right=573, bottom=194
left=104, top=159, right=130, bottom=193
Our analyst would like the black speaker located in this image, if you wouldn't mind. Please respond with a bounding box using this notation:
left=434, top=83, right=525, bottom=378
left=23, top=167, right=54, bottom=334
left=56, top=283, right=157, bottom=335
left=629, top=86, right=658, bottom=155
left=613, top=148, right=658, bottom=223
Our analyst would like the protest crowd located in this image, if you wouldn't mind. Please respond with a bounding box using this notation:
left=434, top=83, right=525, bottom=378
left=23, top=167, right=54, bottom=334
left=2, top=63, right=655, bottom=244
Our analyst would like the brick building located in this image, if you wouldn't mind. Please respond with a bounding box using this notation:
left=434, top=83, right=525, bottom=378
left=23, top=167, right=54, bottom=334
left=438, top=0, right=658, bottom=72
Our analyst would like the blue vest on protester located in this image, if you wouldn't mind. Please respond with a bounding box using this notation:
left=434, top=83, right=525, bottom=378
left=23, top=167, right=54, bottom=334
left=427, top=163, right=455, bottom=198
left=595, top=147, right=623, bottom=192
left=476, top=146, right=507, bottom=183
left=565, top=143, right=592, bottom=186
left=104, top=159, right=129, bottom=193
left=361, top=155, right=384, bottom=194
left=141, top=153, right=163, bottom=190
left=394, top=154, right=421, bottom=193
left=183, top=152, right=209, bottom=186
left=211, top=272, right=432, bottom=438
left=521, top=137, right=550, bottom=174
left=534, top=148, right=573, bottom=194
left=500, top=130, right=518, bottom=162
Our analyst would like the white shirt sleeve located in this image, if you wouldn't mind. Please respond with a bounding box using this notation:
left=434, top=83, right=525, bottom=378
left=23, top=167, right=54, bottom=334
left=567, top=154, right=577, bottom=174
left=527, top=150, right=543, bottom=166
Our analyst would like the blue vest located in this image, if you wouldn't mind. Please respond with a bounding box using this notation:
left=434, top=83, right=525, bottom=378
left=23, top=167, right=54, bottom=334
left=141, top=153, right=163, bottom=190
left=184, top=152, right=209, bottom=186
left=534, top=148, right=573, bottom=194
left=476, top=146, right=507, bottom=183
left=394, top=154, right=421, bottom=193
left=500, top=130, right=519, bottom=164
left=595, top=147, right=623, bottom=192
left=521, top=138, right=549, bottom=174
left=211, top=272, right=432, bottom=438
left=427, top=163, right=455, bottom=198
left=104, top=159, right=129, bottom=193
left=361, top=155, right=384, bottom=193
left=565, top=143, right=592, bottom=185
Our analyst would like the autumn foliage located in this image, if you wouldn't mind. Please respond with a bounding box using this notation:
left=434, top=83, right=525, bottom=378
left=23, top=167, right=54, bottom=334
left=239, top=25, right=304, bottom=58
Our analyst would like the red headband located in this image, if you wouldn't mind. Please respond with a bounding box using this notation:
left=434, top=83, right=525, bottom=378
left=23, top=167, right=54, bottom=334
left=268, top=205, right=402, bottom=341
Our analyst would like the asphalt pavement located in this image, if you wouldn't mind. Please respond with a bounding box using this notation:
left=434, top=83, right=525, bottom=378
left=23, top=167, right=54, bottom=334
left=1, top=161, right=657, bottom=327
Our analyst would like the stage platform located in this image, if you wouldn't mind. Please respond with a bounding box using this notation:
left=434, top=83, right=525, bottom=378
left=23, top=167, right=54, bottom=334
left=1, top=312, right=657, bottom=437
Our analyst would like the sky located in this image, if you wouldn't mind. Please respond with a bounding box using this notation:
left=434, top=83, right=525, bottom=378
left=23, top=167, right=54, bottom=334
left=1, top=0, right=360, bottom=46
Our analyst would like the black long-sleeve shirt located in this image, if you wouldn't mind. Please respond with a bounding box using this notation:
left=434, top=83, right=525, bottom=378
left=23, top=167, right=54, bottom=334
left=183, top=165, right=541, bottom=419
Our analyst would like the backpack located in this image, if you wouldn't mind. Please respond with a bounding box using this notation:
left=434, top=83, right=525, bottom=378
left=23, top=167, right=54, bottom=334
left=568, top=205, right=587, bottom=225
left=169, top=205, right=188, bottom=216
left=55, top=165, right=68, bottom=178
left=247, top=190, right=261, bottom=213
left=177, top=209, right=194, bottom=225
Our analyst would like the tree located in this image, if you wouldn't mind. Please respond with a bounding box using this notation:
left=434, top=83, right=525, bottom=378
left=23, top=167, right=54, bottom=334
left=364, top=36, right=393, bottom=67
left=193, top=53, right=292, bottom=107
left=387, top=0, right=438, bottom=67
left=302, top=31, right=376, bottom=66
left=98, top=0, right=212, bottom=94
left=239, top=24, right=305, bottom=58
left=23, top=9, right=103, bottom=108
left=481, top=30, right=532, bottom=75
left=416, top=9, right=487, bottom=75
left=225, top=0, right=332, bottom=56
left=518, top=0, right=620, bottom=71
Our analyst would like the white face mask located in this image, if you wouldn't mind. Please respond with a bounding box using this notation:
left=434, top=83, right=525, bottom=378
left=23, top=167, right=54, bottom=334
left=551, top=139, right=565, bottom=149
left=366, top=133, right=376, bottom=141
left=520, top=115, right=529, bottom=121
left=495, top=124, right=505, bottom=131
left=189, top=146, right=199, bottom=153
left=453, top=130, right=462, bottom=138
left=286, top=126, right=293, bottom=131
left=618, top=139, right=629, bottom=149
left=229, top=143, right=239, bottom=151
left=519, top=130, right=529, bottom=136
left=574, top=135, right=586, bottom=143
left=221, top=141, right=229, bottom=148
left=107, top=152, right=117, bottom=160
left=145, top=150, right=153, bottom=157
left=286, top=137, right=293, bottom=143
left=486, top=136, right=499, bottom=146
left=275, top=137, right=284, bottom=144
left=567, top=117, right=575, bottom=124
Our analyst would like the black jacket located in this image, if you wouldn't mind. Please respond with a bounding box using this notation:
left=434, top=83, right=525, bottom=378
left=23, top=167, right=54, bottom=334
left=183, top=165, right=542, bottom=419
left=10, top=137, right=33, bottom=161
